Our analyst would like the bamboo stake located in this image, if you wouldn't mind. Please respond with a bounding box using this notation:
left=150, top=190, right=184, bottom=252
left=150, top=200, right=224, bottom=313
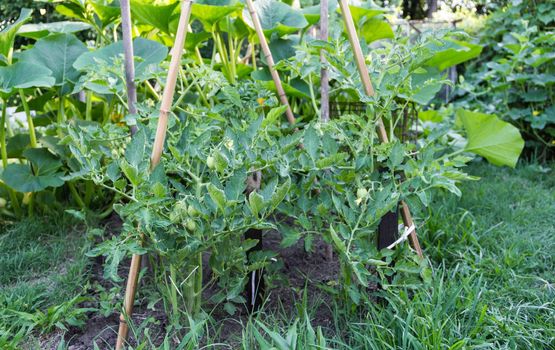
left=337, top=0, right=386, bottom=140
left=338, top=0, right=423, bottom=258
left=151, top=0, right=193, bottom=167
left=319, top=0, right=334, bottom=261
left=115, top=254, right=142, bottom=349
left=245, top=0, right=296, bottom=125
left=121, top=0, right=138, bottom=136
left=400, top=202, right=423, bottom=258
left=115, top=1, right=193, bottom=349
left=320, top=0, right=330, bottom=123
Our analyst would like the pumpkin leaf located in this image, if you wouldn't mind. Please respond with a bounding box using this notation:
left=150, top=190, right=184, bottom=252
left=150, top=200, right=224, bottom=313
left=242, top=0, right=309, bottom=37
left=74, top=38, right=168, bottom=81
left=18, top=33, right=87, bottom=95
left=90, top=0, right=121, bottom=27
left=0, top=8, right=32, bottom=61
left=0, top=62, right=55, bottom=97
left=425, top=38, right=482, bottom=71
left=130, top=0, right=180, bottom=35
left=18, top=21, right=92, bottom=40
left=1, top=148, right=64, bottom=192
left=252, top=69, right=310, bottom=98
left=192, top=0, right=243, bottom=30
left=267, top=36, right=297, bottom=63
left=359, top=18, right=394, bottom=43
left=301, top=0, right=338, bottom=25
left=6, top=134, right=31, bottom=158
left=457, top=109, right=524, bottom=168
left=346, top=2, right=386, bottom=25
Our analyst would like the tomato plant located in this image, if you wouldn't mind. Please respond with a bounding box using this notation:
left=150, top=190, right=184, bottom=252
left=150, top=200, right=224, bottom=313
left=0, top=0, right=526, bottom=325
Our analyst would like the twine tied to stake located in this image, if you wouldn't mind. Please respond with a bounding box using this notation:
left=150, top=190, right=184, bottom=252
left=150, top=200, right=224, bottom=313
left=386, top=224, right=416, bottom=250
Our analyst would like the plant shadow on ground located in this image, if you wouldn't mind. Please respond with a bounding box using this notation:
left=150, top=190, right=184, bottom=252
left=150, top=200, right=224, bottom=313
left=2, top=162, right=554, bottom=349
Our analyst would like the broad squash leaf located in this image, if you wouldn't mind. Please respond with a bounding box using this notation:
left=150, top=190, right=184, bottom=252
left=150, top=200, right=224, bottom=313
left=18, top=21, right=92, bottom=40
left=2, top=148, right=64, bottom=192
left=18, top=33, right=87, bottom=95
left=251, top=69, right=310, bottom=98
left=425, top=38, right=482, bottom=71
left=130, top=0, right=180, bottom=35
left=192, top=0, right=243, bottom=30
left=74, top=38, right=167, bottom=80
left=0, top=8, right=32, bottom=61
left=267, top=36, right=297, bottom=63
left=345, top=1, right=386, bottom=25
left=301, top=0, right=338, bottom=26
left=90, top=0, right=121, bottom=27
left=6, top=134, right=31, bottom=158
left=55, top=2, right=87, bottom=22
left=457, top=109, right=524, bottom=168
left=242, top=0, right=309, bottom=37
left=184, top=32, right=212, bottom=52
left=418, top=109, right=443, bottom=122
left=360, top=18, right=394, bottom=43
left=0, top=62, right=55, bottom=98
left=219, top=17, right=250, bottom=39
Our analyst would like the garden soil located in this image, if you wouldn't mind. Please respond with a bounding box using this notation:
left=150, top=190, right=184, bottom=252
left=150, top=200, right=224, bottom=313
left=38, top=215, right=344, bottom=349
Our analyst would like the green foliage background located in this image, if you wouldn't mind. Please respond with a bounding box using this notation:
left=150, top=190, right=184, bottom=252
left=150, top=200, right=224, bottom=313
left=456, top=0, right=555, bottom=159
left=1, top=1, right=62, bottom=28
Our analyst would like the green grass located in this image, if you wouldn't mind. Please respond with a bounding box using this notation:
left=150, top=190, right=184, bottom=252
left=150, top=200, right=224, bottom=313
left=1, top=162, right=554, bottom=349
left=0, top=217, right=90, bottom=347
left=247, top=162, right=555, bottom=349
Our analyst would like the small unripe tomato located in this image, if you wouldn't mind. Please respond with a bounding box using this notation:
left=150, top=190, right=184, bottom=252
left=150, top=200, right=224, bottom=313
left=356, top=188, right=368, bottom=199
left=0, top=198, right=6, bottom=208
left=187, top=205, right=199, bottom=217
left=186, top=219, right=196, bottom=231
left=169, top=211, right=179, bottom=223
left=206, top=155, right=216, bottom=169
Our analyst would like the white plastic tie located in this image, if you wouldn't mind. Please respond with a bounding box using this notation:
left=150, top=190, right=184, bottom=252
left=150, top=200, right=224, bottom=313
left=386, top=224, right=415, bottom=250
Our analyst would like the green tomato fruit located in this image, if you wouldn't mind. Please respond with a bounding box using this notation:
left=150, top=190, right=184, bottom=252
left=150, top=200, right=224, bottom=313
left=0, top=198, right=6, bottom=208
left=206, top=155, right=216, bottom=169
left=170, top=211, right=180, bottom=224
left=186, top=219, right=196, bottom=231
left=187, top=205, right=199, bottom=216
left=356, top=188, right=368, bottom=199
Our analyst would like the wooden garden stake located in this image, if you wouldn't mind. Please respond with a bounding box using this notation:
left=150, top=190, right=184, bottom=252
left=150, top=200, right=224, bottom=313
left=121, top=0, right=138, bottom=136
left=338, top=0, right=423, bottom=258
left=151, top=0, right=193, bottom=167
left=245, top=0, right=296, bottom=125
left=242, top=0, right=302, bottom=310
left=319, top=0, right=334, bottom=261
left=401, top=203, right=422, bottom=256
left=320, top=0, right=330, bottom=123
left=115, top=1, right=193, bottom=348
